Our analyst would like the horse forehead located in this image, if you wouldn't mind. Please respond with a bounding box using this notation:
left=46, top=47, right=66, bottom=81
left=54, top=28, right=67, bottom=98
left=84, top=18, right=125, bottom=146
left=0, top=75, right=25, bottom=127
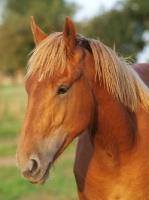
left=25, top=70, right=69, bottom=94
left=25, top=47, right=86, bottom=93
left=25, top=72, right=51, bottom=95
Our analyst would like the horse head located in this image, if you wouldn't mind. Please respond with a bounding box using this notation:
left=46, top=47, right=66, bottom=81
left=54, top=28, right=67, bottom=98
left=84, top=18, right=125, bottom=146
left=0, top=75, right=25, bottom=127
left=16, top=17, right=95, bottom=185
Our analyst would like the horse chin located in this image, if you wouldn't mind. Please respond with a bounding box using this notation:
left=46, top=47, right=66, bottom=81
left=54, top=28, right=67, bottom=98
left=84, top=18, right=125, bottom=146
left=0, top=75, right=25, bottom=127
left=30, top=162, right=52, bottom=186
left=30, top=172, right=49, bottom=186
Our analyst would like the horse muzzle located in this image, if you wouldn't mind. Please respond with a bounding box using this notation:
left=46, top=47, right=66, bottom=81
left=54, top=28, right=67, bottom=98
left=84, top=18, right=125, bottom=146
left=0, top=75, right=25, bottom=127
left=16, top=154, right=52, bottom=185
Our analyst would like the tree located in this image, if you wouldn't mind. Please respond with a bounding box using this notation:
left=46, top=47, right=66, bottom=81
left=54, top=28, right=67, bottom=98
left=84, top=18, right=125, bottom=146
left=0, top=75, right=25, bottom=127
left=77, top=0, right=149, bottom=61
left=0, top=0, right=77, bottom=74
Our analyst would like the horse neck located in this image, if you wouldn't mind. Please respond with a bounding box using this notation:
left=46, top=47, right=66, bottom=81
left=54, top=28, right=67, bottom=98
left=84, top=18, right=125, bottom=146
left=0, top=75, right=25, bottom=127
left=83, top=49, right=137, bottom=162
left=91, top=82, right=137, bottom=165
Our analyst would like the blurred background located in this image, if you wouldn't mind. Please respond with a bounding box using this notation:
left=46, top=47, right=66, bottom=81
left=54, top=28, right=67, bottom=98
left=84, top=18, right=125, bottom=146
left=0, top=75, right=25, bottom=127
left=0, top=0, right=149, bottom=199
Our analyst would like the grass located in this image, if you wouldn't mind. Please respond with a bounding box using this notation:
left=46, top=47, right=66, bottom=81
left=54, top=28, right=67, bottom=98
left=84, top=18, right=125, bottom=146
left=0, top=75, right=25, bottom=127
left=0, top=83, right=78, bottom=200
left=0, top=84, right=26, bottom=157
left=0, top=144, right=16, bottom=157
left=0, top=84, right=27, bottom=140
left=0, top=121, right=21, bottom=139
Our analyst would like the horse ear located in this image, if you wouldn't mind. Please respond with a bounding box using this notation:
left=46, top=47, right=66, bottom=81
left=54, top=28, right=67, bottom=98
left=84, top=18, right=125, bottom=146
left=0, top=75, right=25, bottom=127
left=31, top=16, right=48, bottom=45
left=63, top=17, right=76, bottom=54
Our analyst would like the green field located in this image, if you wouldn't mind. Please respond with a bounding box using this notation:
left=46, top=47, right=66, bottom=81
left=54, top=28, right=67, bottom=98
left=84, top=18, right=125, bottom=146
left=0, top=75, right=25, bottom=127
left=0, top=84, right=78, bottom=200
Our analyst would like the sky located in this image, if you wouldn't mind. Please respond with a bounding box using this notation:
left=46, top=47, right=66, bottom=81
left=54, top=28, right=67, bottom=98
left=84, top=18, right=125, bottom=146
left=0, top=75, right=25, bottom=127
left=66, top=0, right=119, bottom=21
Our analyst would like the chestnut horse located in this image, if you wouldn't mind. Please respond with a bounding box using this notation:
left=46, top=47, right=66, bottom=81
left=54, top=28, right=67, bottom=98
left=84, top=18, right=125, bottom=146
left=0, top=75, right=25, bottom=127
left=16, top=17, right=149, bottom=200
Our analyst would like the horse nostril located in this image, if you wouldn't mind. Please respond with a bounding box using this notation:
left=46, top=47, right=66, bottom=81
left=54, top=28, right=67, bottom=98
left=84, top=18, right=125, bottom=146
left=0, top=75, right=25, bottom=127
left=31, top=159, right=38, bottom=174
left=30, top=155, right=41, bottom=175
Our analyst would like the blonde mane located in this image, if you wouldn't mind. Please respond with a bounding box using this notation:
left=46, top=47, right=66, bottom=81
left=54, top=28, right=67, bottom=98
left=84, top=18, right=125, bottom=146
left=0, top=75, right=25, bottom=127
left=27, top=32, right=149, bottom=113
left=27, top=32, right=66, bottom=78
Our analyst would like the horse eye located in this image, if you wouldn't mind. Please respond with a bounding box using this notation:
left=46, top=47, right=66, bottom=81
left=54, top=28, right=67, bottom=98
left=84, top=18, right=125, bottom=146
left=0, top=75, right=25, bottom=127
left=58, top=86, right=69, bottom=95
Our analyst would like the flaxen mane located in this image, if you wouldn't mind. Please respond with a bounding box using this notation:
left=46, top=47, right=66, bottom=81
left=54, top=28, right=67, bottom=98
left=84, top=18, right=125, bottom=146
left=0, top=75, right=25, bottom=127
left=26, top=32, right=149, bottom=113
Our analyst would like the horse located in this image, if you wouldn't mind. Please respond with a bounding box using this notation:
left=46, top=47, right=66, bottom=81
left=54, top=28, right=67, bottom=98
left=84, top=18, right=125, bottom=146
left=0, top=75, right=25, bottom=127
left=16, top=16, right=149, bottom=200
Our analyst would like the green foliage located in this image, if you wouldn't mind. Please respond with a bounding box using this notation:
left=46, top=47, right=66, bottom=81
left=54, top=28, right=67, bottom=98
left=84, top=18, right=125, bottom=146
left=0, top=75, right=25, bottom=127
left=0, top=0, right=149, bottom=74
left=77, top=0, right=149, bottom=61
left=0, top=0, right=77, bottom=74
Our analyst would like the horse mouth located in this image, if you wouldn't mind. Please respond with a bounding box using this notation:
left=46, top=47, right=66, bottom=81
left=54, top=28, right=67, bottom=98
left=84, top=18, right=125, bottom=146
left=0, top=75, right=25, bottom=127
left=30, top=162, right=52, bottom=185
left=26, top=136, right=67, bottom=185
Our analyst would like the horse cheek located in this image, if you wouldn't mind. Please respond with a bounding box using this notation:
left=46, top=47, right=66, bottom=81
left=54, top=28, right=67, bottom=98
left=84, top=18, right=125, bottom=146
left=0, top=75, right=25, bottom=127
left=52, top=100, right=67, bottom=127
